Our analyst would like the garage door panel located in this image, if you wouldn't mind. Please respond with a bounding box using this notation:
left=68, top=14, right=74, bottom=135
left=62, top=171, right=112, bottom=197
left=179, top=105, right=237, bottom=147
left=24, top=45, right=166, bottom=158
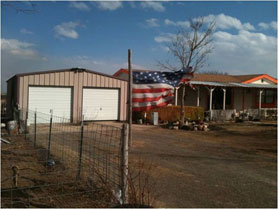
left=82, top=88, right=119, bottom=121
left=28, top=87, right=72, bottom=123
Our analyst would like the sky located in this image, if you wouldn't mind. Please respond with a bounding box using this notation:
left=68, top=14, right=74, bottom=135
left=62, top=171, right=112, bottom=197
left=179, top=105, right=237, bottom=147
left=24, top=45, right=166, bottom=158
left=1, top=1, right=277, bottom=93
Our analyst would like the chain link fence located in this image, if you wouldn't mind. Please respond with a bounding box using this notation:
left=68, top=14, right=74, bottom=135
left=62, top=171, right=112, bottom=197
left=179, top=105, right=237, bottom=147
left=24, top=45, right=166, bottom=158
left=1, top=108, right=128, bottom=207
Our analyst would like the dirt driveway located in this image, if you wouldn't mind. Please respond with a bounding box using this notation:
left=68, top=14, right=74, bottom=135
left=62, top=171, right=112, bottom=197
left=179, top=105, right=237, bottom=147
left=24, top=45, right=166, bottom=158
left=129, top=122, right=277, bottom=208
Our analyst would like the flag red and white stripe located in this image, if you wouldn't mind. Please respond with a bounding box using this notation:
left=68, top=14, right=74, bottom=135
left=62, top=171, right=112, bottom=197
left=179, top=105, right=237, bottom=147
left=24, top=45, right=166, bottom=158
left=132, top=70, right=193, bottom=111
left=132, top=83, right=174, bottom=111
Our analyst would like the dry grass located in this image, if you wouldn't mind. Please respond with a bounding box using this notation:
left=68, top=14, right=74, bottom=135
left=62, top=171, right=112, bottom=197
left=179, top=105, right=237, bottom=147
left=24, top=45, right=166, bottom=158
left=1, top=131, right=120, bottom=208
left=126, top=158, right=160, bottom=207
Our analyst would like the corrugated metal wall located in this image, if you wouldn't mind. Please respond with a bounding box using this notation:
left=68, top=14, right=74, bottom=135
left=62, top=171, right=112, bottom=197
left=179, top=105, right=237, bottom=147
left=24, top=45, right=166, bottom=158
left=15, top=70, right=127, bottom=122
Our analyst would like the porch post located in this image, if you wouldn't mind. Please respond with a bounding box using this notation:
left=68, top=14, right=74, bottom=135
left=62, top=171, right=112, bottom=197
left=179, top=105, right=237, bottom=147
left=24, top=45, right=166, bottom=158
left=259, top=89, right=263, bottom=117
left=209, top=88, right=215, bottom=111
left=196, top=87, right=200, bottom=107
left=222, top=88, right=226, bottom=110
left=206, top=87, right=215, bottom=120
left=174, top=87, right=178, bottom=106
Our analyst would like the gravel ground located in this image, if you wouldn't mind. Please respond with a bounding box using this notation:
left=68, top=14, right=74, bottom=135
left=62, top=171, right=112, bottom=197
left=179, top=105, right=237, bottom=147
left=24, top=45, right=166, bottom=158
left=128, top=122, right=277, bottom=208
left=2, top=121, right=276, bottom=207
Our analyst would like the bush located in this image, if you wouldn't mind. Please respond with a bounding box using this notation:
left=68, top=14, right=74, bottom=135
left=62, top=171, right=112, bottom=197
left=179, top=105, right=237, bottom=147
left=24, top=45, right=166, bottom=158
left=133, top=106, right=204, bottom=123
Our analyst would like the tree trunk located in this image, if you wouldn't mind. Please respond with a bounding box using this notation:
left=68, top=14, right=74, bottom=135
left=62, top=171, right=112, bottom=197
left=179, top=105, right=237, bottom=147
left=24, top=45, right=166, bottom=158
left=180, top=84, right=185, bottom=127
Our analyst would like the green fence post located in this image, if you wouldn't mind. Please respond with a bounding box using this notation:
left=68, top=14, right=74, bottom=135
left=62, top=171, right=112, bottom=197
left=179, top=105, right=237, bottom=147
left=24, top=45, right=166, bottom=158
left=34, top=110, right=37, bottom=147
left=77, top=115, right=84, bottom=180
left=47, top=110, right=53, bottom=161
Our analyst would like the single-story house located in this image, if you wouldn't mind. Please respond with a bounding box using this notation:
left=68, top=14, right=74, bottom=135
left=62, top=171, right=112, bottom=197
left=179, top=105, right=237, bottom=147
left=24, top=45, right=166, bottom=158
left=114, top=68, right=277, bottom=120
left=6, top=68, right=128, bottom=123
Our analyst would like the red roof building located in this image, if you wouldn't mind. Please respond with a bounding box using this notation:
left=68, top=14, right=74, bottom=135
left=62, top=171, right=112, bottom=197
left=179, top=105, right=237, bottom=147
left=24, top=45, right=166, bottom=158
left=114, top=68, right=277, bottom=120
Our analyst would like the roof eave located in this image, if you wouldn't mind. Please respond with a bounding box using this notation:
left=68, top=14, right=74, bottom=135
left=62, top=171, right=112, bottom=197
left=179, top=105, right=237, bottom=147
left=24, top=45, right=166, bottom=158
left=6, top=68, right=128, bottom=82
left=242, top=74, right=278, bottom=84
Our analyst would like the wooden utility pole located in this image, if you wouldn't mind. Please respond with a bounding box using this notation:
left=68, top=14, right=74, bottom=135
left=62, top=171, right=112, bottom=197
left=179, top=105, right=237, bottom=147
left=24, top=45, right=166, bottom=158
left=121, top=123, right=129, bottom=204
left=128, top=49, right=132, bottom=147
left=180, top=84, right=185, bottom=127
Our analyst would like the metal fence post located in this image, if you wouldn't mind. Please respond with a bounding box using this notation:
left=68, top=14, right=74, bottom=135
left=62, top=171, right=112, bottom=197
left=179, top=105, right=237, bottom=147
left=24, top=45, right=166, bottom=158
left=24, top=110, right=28, bottom=140
left=16, top=107, right=21, bottom=133
left=34, top=110, right=37, bottom=147
left=121, top=123, right=129, bottom=204
left=47, top=110, right=53, bottom=161
left=77, top=115, right=84, bottom=180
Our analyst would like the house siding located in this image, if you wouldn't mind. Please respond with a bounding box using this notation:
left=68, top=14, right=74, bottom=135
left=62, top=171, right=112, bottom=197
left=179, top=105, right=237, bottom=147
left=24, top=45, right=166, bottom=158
left=177, top=86, right=209, bottom=110
left=232, top=88, right=243, bottom=111
left=177, top=86, right=275, bottom=111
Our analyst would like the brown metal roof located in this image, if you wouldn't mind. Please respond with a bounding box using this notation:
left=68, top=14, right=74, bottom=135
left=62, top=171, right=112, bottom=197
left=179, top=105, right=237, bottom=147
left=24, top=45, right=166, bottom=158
left=233, top=74, right=265, bottom=82
left=7, top=68, right=128, bottom=82
left=191, top=74, right=239, bottom=83
left=114, top=68, right=271, bottom=83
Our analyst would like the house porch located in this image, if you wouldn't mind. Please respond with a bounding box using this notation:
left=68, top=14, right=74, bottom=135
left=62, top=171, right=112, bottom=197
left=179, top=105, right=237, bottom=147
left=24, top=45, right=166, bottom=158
left=175, top=82, right=277, bottom=120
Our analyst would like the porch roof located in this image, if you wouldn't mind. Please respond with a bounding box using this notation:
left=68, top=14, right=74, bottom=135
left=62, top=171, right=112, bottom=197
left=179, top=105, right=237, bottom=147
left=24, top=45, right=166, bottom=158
left=190, top=81, right=277, bottom=89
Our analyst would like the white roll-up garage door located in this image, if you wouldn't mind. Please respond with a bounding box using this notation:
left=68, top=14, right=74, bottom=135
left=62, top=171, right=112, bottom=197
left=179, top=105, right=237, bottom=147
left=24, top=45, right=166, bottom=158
left=82, top=88, right=119, bottom=121
left=28, top=87, right=72, bottom=123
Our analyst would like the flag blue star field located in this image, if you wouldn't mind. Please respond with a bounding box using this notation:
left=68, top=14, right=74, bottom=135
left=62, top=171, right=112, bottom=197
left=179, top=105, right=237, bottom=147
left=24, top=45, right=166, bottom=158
left=132, top=70, right=193, bottom=111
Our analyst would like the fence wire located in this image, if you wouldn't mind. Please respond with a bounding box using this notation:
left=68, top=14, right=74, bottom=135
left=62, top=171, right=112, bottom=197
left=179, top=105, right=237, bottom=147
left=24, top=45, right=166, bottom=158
left=1, top=108, right=125, bottom=208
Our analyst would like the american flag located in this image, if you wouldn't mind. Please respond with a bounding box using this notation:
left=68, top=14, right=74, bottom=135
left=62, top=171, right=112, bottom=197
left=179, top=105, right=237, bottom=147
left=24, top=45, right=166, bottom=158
left=132, top=70, right=193, bottom=111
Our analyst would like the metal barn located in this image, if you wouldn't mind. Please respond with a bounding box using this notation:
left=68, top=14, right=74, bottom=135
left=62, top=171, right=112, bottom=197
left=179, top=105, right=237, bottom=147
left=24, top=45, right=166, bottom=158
left=6, top=68, right=128, bottom=122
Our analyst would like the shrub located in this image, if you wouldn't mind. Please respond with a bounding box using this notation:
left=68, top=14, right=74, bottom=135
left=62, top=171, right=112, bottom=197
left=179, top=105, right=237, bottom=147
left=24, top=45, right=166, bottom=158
left=133, top=106, right=204, bottom=123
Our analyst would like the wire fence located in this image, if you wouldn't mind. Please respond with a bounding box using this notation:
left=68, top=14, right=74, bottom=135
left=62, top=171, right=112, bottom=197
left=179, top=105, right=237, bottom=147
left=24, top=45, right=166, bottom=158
left=1, top=108, right=128, bottom=208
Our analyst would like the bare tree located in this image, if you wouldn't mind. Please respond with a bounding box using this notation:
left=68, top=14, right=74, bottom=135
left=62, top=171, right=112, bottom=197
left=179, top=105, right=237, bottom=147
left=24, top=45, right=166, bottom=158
left=158, top=17, right=215, bottom=126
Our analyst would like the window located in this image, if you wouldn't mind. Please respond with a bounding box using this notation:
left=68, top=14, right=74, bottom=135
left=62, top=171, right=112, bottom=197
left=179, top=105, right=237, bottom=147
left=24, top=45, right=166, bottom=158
left=259, top=90, right=274, bottom=104
left=256, top=89, right=277, bottom=108
left=264, top=90, right=274, bottom=104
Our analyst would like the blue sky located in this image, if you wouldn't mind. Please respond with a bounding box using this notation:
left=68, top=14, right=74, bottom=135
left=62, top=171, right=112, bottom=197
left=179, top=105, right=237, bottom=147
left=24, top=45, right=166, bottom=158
left=1, top=1, right=277, bottom=92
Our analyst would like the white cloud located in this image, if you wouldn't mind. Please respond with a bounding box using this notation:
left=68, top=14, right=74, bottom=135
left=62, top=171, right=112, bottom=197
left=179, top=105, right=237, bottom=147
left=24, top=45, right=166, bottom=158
left=258, top=21, right=277, bottom=30
left=165, top=14, right=254, bottom=30
left=242, top=22, right=255, bottom=31
left=69, top=2, right=90, bottom=11
left=1, top=38, right=37, bottom=57
left=164, top=19, right=175, bottom=26
left=258, top=22, right=268, bottom=30
left=200, top=13, right=255, bottom=31
left=154, top=33, right=175, bottom=43
left=270, top=21, right=277, bottom=30
left=164, top=18, right=190, bottom=28
left=140, top=2, right=165, bottom=12
left=54, top=21, right=81, bottom=39
left=95, top=1, right=122, bottom=11
left=20, top=28, right=33, bottom=35
left=1, top=38, right=48, bottom=91
left=213, top=30, right=276, bottom=53
left=146, top=18, right=159, bottom=27
left=209, top=30, right=277, bottom=75
left=154, top=29, right=276, bottom=76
